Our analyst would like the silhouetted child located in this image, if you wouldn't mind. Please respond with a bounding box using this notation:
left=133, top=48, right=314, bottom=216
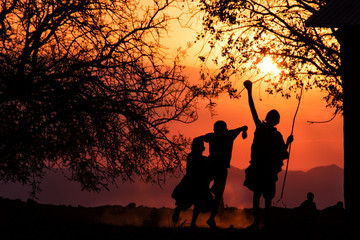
left=197, top=120, right=248, bottom=228
left=295, top=192, right=318, bottom=223
left=299, top=192, right=317, bottom=211
left=243, top=80, right=293, bottom=230
left=171, top=138, right=214, bottom=227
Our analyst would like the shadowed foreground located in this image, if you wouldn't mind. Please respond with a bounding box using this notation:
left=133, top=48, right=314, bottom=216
left=0, top=198, right=357, bottom=240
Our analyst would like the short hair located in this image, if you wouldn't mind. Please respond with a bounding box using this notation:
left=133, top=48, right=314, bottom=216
left=265, top=109, right=280, bottom=126
left=213, top=120, right=227, bottom=133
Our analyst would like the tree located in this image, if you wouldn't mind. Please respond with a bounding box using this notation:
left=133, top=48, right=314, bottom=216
left=197, top=0, right=342, bottom=114
left=0, top=0, right=199, bottom=195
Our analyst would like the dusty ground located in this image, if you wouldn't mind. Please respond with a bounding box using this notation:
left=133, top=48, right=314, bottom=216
left=0, top=197, right=358, bottom=240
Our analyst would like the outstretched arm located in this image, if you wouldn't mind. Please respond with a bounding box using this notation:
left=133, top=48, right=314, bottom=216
left=193, top=134, right=210, bottom=143
left=230, top=125, right=248, bottom=140
left=244, top=80, right=261, bottom=127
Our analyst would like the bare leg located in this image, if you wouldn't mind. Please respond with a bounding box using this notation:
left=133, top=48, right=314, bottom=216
left=191, top=206, right=200, bottom=228
left=172, top=207, right=181, bottom=224
left=250, top=191, right=261, bottom=230
left=208, top=194, right=222, bottom=223
left=207, top=169, right=227, bottom=229
left=264, top=198, right=272, bottom=229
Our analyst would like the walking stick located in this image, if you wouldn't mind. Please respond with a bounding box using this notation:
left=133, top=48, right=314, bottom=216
left=276, top=84, right=304, bottom=207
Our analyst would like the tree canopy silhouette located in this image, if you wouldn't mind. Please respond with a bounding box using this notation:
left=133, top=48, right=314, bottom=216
left=197, top=0, right=342, bottom=114
left=0, top=0, right=199, bottom=195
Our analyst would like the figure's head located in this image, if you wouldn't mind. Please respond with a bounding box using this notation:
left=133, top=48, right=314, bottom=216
left=213, top=120, right=228, bottom=134
left=191, top=138, right=205, bottom=153
left=265, top=109, right=280, bottom=127
left=307, top=192, right=315, bottom=201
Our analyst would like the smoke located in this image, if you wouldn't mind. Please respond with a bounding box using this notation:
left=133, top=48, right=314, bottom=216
left=98, top=206, right=252, bottom=229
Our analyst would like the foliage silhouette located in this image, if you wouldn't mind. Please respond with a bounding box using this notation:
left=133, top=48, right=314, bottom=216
left=197, top=0, right=342, bottom=114
left=0, top=0, right=199, bottom=195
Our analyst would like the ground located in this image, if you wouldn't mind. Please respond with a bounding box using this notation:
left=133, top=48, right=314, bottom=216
left=0, top=197, right=358, bottom=240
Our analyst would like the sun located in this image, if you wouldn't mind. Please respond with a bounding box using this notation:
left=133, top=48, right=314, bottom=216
left=257, top=56, right=281, bottom=76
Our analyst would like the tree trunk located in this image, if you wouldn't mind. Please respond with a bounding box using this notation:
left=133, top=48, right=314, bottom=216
left=339, top=26, right=360, bottom=224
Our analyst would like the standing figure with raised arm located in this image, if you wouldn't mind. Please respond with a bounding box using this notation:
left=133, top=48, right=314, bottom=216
left=197, top=120, right=248, bottom=228
left=243, top=80, right=293, bottom=230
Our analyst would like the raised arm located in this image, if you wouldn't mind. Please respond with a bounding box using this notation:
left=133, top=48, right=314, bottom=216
left=244, top=80, right=261, bottom=126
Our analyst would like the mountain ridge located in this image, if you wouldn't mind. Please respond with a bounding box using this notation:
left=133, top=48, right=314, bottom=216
left=0, top=164, right=343, bottom=209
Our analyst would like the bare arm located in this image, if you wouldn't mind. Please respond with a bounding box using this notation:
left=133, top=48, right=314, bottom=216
left=229, top=125, right=248, bottom=140
left=193, top=134, right=210, bottom=143
left=244, top=80, right=261, bottom=127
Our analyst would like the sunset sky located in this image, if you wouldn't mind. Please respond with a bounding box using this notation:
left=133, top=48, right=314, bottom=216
left=0, top=1, right=345, bottom=209
left=163, top=4, right=344, bottom=171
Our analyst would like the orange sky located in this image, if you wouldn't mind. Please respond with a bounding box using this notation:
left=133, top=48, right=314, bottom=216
left=163, top=8, right=344, bottom=171
left=170, top=74, right=344, bottom=171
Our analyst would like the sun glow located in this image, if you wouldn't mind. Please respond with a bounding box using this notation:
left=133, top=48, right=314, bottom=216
left=257, top=56, right=281, bottom=76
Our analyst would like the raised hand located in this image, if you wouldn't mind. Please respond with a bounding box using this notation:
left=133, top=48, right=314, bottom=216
left=244, top=80, right=252, bottom=91
left=286, top=134, right=294, bottom=145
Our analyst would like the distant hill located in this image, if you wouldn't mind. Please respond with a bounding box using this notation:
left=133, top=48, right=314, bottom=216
left=0, top=165, right=343, bottom=209
left=225, top=164, right=344, bottom=209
